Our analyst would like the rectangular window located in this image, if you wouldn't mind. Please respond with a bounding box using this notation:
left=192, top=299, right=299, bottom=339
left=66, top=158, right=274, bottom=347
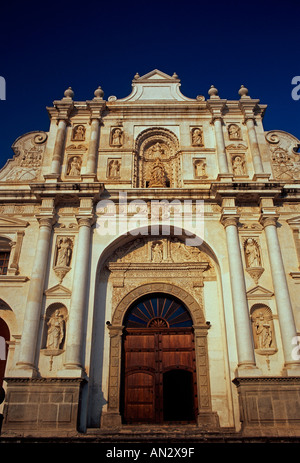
left=0, top=252, right=10, bottom=275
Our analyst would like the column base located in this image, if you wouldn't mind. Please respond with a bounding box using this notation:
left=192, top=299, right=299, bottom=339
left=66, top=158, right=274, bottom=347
left=217, top=173, right=234, bottom=182
left=2, top=377, right=85, bottom=436
left=197, top=410, right=220, bottom=430
left=43, top=173, right=60, bottom=183
left=57, top=367, right=86, bottom=379
left=282, top=363, right=300, bottom=377
left=235, top=365, right=262, bottom=377
left=233, top=376, right=300, bottom=436
left=9, top=363, right=39, bottom=378
left=101, top=410, right=122, bottom=429
left=81, top=173, right=97, bottom=182
left=252, top=173, right=271, bottom=182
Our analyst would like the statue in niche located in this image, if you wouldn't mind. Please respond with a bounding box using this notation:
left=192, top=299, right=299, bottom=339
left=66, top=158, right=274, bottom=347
left=191, top=128, right=203, bottom=146
left=254, top=312, right=273, bottom=349
left=244, top=238, right=261, bottom=268
left=55, top=237, right=73, bottom=268
left=46, top=309, right=65, bottom=350
left=152, top=241, right=163, bottom=263
left=149, top=142, right=165, bottom=157
left=194, top=159, right=207, bottom=178
left=67, top=156, right=81, bottom=176
left=148, top=158, right=167, bottom=187
left=108, top=159, right=120, bottom=179
left=232, top=155, right=246, bottom=176
left=228, top=124, right=241, bottom=140
left=72, top=125, right=86, bottom=141
left=111, top=128, right=123, bottom=146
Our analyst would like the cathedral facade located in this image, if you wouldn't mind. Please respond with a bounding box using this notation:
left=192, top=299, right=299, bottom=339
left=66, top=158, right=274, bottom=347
left=0, top=70, right=300, bottom=439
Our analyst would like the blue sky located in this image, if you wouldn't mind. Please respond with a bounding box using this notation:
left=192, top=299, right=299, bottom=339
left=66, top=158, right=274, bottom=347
left=0, top=0, right=300, bottom=168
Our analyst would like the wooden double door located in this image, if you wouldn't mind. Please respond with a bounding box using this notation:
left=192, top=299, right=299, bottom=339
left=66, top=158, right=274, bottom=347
left=121, top=327, right=198, bottom=424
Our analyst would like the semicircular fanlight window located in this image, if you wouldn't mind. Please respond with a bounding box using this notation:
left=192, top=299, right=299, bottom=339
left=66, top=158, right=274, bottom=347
left=124, top=294, right=193, bottom=328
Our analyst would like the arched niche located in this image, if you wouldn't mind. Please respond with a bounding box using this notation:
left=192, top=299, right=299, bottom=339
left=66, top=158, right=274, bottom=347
left=133, top=127, right=181, bottom=188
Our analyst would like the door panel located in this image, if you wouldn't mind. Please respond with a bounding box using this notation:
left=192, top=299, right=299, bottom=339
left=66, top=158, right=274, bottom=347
left=124, top=372, right=155, bottom=423
left=122, top=328, right=197, bottom=424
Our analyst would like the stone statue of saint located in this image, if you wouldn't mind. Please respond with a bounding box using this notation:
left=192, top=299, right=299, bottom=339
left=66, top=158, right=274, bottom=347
left=111, top=128, right=123, bottom=145
left=148, top=158, right=167, bottom=187
left=152, top=242, right=163, bottom=263
left=108, top=159, right=120, bottom=178
left=56, top=238, right=73, bottom=267
left=245, top=238, right=261, bottom=267
left=228, top=124, right=241, bottom=140
left=46, top=309, right=65, bottom=350
left=255, top=312, right=272, bottom=349
left=72, top=125, right=85, bottom=141
left=192, top=128, right=203, bottom=146
left=232, top=155, right=245, bottom=176
left=67, top=156, right=81, bottom=176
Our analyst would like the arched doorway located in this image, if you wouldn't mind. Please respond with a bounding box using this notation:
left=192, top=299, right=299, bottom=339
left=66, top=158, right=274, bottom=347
left=120, top=293, right=197, bottom=424
left=0, top=318, right=10, bottom=409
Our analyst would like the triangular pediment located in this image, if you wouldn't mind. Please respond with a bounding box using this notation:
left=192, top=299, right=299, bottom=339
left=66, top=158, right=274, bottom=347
left=44, top=284, right=71, bottom=298
left=136, top=69, right=179, bottom=82
left=0, top=215, right=29, bottom=229
left=247, top=285, right=274, bottom=299
left=115, top=69, right=195, bottom=103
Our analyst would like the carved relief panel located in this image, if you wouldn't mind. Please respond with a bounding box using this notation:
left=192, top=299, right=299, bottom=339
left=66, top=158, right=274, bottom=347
left=227, top=124, right=242, bottom=141
left=134, top=128, right=181, bottom=188
left=66, top=155, right=82, bottom=177
left=71, top=124, right=86, bottom=141
left=266, top=130, right=300, bottom=180
left=0, top=131, right=47, bottom=182
left=193, top=158, right=207, bottom=179
left=107, top=158, right=121, bottom=180
left=227, top=144, right=248, bottom=177
left=110, top=127, right=124, bottom=147
left=191, top=127, right=204, bottom=146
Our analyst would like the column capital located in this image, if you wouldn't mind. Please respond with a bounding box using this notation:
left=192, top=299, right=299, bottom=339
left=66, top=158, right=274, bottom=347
left=107, top=324, right=124, bottom=338
left=76, top=216, right=95, bottom=228
left=259, top=214, right=279, bottom=229
left=35, top=215, right=56, bottom=229
left=220, top=214, right=240, bottom=228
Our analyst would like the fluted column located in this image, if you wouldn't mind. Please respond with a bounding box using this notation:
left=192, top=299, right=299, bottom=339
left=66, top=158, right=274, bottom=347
left=245, top=117, right=264, bottom=174
left=84, top=86, right=105, bottom=179
left=86, top=118, right=100, bottom=175
left=50, top=119, right=68, bottom=175
left=260, top=214, right=300, bottom=374
left=49, top=87, right=74, bottom=177
left=16, top=216, right=54, bottom=376
left=238, top=86, right=265, bottom=177
left=207, top=86, right=230, bottom=176
left=221, top=215, right=259, bottom=374
left=213, top=117, right=230, bottom=174
left=61, top=216, right=93, bottom=376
